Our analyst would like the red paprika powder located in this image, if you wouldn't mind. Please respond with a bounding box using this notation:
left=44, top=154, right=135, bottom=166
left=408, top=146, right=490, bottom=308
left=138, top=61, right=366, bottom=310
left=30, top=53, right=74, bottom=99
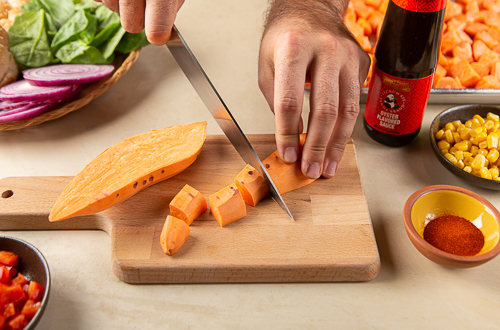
left=423, top=215, right=484, bottom=256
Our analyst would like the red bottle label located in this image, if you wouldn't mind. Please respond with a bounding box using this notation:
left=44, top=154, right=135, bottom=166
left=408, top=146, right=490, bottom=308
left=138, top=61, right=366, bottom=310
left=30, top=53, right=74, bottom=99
left=392, top=0, right=446, bottom=12
left=364, top=66, right=433, bottom=136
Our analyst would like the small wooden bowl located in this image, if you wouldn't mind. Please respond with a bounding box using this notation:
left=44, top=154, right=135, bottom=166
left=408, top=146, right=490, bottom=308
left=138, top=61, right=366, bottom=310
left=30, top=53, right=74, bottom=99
left=0, top=236, right=51, bottom=328
left=0, top=49, right=140, bottom=131
left=403, top=185, right=500, bottom=268
left=429, top=104, right=500, bottom=190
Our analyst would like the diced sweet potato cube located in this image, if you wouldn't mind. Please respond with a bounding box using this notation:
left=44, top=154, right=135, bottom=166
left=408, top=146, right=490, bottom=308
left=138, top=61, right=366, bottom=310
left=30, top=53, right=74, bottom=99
left=475, top=75, right=500, bottom=88
left=482, top=0, right=500, bottom=12
left=452, top=41, right=474, bottom=62
left=473, top=39, right=491, bottom=61
left=447, top=18, right=467, bottom=32
left=160, top=215, right=190, bottom=256
left=441, top=29, right=464, bottom=54
left=365, top=0, right=382, bottom=8
left=433, top=64, right=448, bottom=88
left=438, top=52, right=450, bottom=67
left=478, top=50, right=500, bottom=69
left=378, top=0, right=389, bottom=13
left=345, top=2, right=357, bottom=23
left=488, top=26, right=500, bottom=42
left=491, top=61, right=500, bottom=80
left=169, top=184, right=207, bottom=225
left=209, top=184, right=246, bottom=227
left=465, top=22, right=489, bottom=36
left=352, top=1, right=374, bottom=19
left=475, top=30, right=500, bottom=48
left=445, top=0, right=463, bottom=22
left=449, top=59, right=482, bottom=87
left=345, top=20, right=365, bottom=41
left=234, top=164, right=268, bottom=207
left=434, top=76, right=464, bottom=88
left=367, top=10, right=384, bottom=31
left=471, top=62, right=490, bottom=77
left=357, top=17, right=373, bottom=36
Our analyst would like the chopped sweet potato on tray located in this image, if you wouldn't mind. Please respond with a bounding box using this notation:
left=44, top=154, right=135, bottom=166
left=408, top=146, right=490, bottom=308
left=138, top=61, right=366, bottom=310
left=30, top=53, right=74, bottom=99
left=345, top=0, right=500, bottom=89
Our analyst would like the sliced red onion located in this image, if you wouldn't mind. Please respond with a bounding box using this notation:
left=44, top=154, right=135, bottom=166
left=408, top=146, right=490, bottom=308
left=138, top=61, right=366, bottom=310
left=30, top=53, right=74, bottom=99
left=0, top=103, right=55, bottom=123
left=0, top=100, right=33, bottom=110
left=0, top=80, right=79, bottom=102
left=23, top=64, right=115, bottom=87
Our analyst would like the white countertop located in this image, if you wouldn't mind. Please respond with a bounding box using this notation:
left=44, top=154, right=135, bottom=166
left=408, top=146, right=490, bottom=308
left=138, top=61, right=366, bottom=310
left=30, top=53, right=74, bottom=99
left=1, top=0, right=500, bottom=328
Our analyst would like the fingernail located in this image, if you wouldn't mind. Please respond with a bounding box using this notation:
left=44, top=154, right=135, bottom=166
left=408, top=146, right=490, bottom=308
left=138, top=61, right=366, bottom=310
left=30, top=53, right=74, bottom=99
left=306, top=163, right=321, bottom=179
left=325, top=162, right=338, bottom=177
left=283, top=147, right=298, bottom=163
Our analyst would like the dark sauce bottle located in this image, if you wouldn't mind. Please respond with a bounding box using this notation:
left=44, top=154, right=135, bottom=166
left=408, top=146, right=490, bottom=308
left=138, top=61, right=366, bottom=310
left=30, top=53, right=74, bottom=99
left=363, top=0, right=446, bottom=147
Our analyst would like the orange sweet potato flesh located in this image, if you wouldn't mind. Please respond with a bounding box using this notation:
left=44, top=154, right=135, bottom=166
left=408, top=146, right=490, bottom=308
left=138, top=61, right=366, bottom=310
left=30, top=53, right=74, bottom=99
left=262, top=134, right=316, bottom=195
left=49, top=122, right=207, bottom=222
left=234, top=164, right=268, bottom=207
left=160, top=215, right=190, bottom=255
left=169, top=184, right=207, bottom=225
left=209, top=184, right=246, bottom=227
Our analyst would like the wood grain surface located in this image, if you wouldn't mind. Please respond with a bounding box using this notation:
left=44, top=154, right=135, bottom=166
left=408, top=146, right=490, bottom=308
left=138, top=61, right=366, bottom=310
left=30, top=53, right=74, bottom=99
left=0, top=135, right=380, bottom=283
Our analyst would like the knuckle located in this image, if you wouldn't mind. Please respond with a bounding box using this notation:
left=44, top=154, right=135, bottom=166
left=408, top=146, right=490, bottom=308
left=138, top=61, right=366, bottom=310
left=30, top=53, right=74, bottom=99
left=276, top=94, right=303, bottom=115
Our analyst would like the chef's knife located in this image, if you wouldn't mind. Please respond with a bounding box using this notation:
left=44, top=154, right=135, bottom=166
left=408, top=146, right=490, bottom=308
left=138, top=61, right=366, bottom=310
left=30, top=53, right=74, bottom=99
left=166, top=25, right=294, bottom=220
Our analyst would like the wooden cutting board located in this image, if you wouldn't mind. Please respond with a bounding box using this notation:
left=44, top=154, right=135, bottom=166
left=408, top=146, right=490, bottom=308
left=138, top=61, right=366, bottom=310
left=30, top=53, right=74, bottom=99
left=0, top=135, right=380, bottom=283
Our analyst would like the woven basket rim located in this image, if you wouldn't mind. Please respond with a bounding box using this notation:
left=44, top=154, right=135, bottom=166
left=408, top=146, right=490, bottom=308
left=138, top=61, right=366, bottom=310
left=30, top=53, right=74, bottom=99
left=0, top=49, right=141, bottom=131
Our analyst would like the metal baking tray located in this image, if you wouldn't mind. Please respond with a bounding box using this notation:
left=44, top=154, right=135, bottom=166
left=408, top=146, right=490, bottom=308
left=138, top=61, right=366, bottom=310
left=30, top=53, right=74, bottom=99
left=360, top=87, right=500, bottom=104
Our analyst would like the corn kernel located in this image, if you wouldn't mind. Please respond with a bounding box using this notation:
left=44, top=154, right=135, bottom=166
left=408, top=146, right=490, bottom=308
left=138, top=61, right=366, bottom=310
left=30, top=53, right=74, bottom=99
left=455, top=150, right=464, bottom=160
left=473, top=114, right=485, bottom=125
left=487, top=133, right=499, bottom=149
left=478, top=141, right=488, bottom=150
left=465, top=120, right=472, bottom=128
left=445, top=153, right=458, bottom=165
left=484, top=120, right=495, bottom=130
left=471, top=146, right=479, bottom=156
left=464, top=156, right=474, bottom=166
left=478, top=148, right=488, bottom=156
left=450, top=147, right=457, bottom=154
left=491, top=122, right=500, bottom=133
left=471, top=118, right=482, bottom=128
left=452, top=132, right=461, bottom=143
left=444, top=123, right=455, bottom=132
left=487, top=149, right=500, bottom=163
left=457, top=124, right=465, bottom=131
left=480, top=167, right=492, bottom=179
left=487, top=112, right=500, bottom=122
left=452, top=120, right=462, bottom=128
left=464, top=152, right=472, bottom=158
left=437, top=140, right=450, bottom=150
left=456, top=160, right=465, bottom=169
left=489, top=167, right=499, bottom=178
left=435, top=129, right=445, bottom=140
left=445, top=130, right=454, bottom=144
left=440, top=149, right=448, bottom=155
left=463, top=166, right=472, bottom=173
left=453, top=142, right=468, bottom=151
left=460, top=127, right=471, bottom=140
left=472, top=154, right=486, bottom=170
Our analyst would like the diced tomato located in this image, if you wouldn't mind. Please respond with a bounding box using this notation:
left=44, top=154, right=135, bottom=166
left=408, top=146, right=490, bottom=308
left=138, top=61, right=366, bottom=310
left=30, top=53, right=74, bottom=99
left=6, top=314, right=28, bottom=330
left=27, top=282, right=44, bottom=303
left=20, top=300, right=40, bottom=320
left=8, top=285, right=27, bottom=309
left=11, top=274, right=28, bottom=288
left=2, top=302, right=16, bottom=319
left=0, top=315, right=6, bottom=330
left=0, top=252, right=18, bottom=267
left=0, top=266, right=18, bottom=285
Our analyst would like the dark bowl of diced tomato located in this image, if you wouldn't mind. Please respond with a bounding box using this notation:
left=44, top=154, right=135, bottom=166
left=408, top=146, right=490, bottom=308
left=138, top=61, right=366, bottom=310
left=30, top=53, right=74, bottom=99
left=0, top=236, right=50, bottom=330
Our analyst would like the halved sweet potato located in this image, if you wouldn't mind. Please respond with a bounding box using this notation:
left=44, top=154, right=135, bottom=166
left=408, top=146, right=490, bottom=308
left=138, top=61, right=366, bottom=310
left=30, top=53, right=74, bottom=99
left=49, top=122, right=207, bottom=222
left=160, top=215, right=190, bottom=256
left=209, top=184, right=246, bottom=227
left=234, top=164, right=268, bottom=207
left=169, top=184, right=207, bottom=225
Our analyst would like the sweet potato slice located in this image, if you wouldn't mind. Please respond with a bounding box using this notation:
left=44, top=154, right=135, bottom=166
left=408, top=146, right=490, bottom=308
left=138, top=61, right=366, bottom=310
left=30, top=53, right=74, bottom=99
left=234, top=164, right=268, bottom=207
left=160, top=215, right=190, bottom=256
left=209, top=184, right=246, bottom=227
left=262, top=134, right=316, bottom=194
left=49, top=122, right=207, bottom=222
left=169, top=184, right=207, bottom=225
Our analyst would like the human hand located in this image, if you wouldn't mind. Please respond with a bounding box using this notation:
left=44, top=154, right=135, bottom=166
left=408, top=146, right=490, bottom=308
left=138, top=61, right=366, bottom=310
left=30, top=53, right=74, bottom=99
left=94, top=0, right=185, bottom=45
left=258, top=0, right=370, bottom=179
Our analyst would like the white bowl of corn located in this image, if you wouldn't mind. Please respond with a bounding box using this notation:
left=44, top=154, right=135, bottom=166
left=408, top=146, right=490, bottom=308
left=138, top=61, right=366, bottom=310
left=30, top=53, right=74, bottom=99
left=430, top=105, right=500, bottom=190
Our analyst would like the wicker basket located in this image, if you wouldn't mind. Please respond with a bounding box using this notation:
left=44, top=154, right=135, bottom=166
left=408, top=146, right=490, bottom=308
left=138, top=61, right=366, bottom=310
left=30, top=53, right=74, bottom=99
left=0, top=49, right=141, bottom=131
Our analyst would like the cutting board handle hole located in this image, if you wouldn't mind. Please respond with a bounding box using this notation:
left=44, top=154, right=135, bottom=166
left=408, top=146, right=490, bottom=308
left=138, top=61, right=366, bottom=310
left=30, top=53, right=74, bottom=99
left=2, top=190, right=13, bottom=198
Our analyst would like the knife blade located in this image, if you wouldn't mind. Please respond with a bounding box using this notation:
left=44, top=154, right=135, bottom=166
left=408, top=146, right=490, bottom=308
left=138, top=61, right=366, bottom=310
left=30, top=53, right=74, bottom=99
left=166, top=25, right=294, bottom=220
